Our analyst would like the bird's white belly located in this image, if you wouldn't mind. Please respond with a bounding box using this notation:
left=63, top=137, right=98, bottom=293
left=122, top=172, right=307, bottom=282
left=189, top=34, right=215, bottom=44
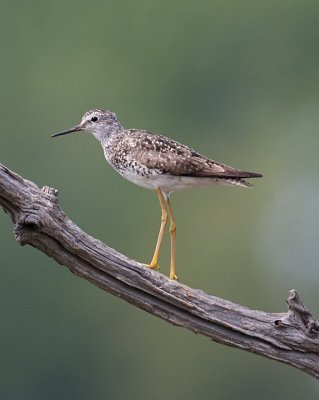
left=118, top=168, right=223, bottom=193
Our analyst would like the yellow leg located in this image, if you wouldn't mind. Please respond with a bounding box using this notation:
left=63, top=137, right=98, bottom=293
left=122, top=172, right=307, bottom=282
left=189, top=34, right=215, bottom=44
left=165, top=196, right=178, bottom=280
left=147, top=189, right=167, bottom=270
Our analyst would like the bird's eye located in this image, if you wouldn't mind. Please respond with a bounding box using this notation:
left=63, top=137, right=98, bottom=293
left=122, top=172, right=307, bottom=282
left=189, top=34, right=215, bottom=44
left=91, top=116, right=98, bottom=122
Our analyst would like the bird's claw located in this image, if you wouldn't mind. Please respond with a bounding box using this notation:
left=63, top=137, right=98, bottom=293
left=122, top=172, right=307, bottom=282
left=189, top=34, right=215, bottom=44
left=170, top=273, right=178, bottom=280
left=145, top=262, right=160, bottom=271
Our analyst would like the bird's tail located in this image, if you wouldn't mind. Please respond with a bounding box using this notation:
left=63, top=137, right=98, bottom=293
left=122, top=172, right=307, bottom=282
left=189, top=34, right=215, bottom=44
left=224, top=170, right=262, bottom=188
left=221, top=177, right=256, bottom=188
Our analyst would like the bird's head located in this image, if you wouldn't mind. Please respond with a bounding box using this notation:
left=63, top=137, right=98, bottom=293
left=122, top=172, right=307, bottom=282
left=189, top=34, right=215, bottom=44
left=51, top=109, right=122, bottom=142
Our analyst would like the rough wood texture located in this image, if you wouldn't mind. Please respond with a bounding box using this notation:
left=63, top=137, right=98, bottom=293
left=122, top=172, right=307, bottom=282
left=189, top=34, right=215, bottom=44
left=0, top=163, right=318, bottom=378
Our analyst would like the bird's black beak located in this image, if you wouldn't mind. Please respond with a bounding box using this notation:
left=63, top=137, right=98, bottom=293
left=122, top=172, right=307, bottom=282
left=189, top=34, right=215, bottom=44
left=51, top=125, right=83, bottom=138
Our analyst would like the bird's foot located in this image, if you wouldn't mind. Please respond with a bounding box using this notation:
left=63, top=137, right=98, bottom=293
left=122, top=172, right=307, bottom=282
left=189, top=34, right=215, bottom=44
left=169, top=272, right=178, bottom=280
left=145, top=262, right=160, bottom=271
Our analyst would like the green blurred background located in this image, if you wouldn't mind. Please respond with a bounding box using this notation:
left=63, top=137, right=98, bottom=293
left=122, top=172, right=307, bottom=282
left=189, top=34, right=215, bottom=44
left=1, top=0, right=319, bottom=398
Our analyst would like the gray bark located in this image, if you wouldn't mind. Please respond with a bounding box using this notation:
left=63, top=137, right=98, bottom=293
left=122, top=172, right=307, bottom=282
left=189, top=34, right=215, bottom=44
left=0, top=163, right=318, bottom=379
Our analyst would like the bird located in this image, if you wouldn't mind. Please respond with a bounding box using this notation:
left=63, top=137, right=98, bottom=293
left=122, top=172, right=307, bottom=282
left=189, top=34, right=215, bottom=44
left=51, top=109, right=262, bottom=280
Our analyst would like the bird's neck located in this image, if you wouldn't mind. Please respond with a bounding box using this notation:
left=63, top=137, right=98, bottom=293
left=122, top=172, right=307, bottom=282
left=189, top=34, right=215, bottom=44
left=94, top=122, right=123, bottom=145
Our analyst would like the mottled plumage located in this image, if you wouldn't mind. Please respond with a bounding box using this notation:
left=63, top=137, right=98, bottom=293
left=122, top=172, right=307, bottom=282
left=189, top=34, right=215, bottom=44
left=52, top=109, right=262, bottom=279
left=104, top=128, right=261, bottom=191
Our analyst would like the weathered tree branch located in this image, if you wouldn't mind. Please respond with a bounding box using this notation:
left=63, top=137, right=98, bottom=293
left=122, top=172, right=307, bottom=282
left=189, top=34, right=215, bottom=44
left=0, top=163, right=318, bottom=378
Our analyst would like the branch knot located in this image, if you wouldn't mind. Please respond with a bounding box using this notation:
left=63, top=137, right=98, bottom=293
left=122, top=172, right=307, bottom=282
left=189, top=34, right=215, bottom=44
left=14, top=213, right=43, bottom=244
left=275, top=289, right=319, bottom=337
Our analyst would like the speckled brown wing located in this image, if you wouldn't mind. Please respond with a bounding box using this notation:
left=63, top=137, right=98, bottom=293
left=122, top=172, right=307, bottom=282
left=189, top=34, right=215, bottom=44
left=127, top=130, right=262, bottom=179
